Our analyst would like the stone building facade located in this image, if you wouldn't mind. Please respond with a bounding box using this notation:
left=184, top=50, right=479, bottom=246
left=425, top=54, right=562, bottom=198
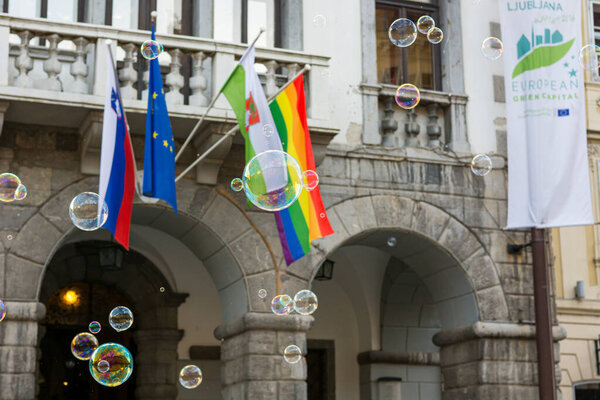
left=0, top=0, right=568, bottom=399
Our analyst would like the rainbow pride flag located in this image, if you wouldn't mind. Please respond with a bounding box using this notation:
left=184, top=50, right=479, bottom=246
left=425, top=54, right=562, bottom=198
left=269, top=75, right=334, bottom=265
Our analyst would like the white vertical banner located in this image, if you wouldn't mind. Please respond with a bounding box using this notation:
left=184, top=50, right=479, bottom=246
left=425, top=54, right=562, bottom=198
left=500, top=0, right=593, bottom=229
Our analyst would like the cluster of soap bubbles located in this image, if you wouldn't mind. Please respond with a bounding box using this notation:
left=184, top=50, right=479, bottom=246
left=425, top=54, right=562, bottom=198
left=0, top=173, right=27, bottom=202
left=481, top=37, right=504, bottom=60
left=69, top=192, right=109, bottom=231
left=389, top=15, right=443, bottom=48
left=140, top=40, right=164, bottom=60
left=270, top=290, right=318, bottom=316
left=230, top=150, right=320, bottom=212
left=471, top=154, right=492, bottom=176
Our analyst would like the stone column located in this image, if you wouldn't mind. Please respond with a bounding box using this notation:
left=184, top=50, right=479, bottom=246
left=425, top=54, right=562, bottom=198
left=433, top=322, right=565, bottom=400
left=279, top=0, right=303, bottom=50
left=133, top=329, right=183, bottom=400
left=0, top=301, right=46, bottom=400
left=214, top=312, right=314, bottom=400
left=359, top=0, right=381, bottom=145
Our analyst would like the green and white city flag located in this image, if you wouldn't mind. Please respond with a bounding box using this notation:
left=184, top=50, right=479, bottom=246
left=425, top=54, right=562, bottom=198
left=500, top=0, right=593, bottom=228
left=221, top=44, right=286, bottom=192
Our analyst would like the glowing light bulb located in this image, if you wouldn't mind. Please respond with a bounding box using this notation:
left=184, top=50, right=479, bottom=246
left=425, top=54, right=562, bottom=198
left=63, top=290, right=78, bottom=305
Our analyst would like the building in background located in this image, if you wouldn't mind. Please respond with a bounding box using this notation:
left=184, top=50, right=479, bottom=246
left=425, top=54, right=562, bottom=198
left=0, top=0, right=570, bottom=399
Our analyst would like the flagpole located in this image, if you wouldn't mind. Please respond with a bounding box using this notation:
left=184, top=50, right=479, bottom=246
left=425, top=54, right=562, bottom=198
left=174, top=27, right=266, bottom=162
left=174, top=64, right=311, bottom=183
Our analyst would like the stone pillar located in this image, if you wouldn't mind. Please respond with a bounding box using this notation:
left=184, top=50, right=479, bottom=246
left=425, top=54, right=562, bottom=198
left=359, top=0, right=381, bottom=145
left=279, top=0, right=303, bottom=50
left=133, top=329, right=183, bottom=400
left=433, top=322, right=566, bottom=400
left=0, top=301, right=46, bottom=400
left=214, top=312, right=314, bottom=400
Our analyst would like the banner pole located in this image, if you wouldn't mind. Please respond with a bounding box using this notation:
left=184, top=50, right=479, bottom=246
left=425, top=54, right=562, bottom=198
left=174, top=28, right=266, bottom=162
left=531, top=227, right=557, bottom=400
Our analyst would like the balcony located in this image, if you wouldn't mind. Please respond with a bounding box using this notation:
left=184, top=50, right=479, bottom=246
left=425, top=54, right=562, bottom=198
left=0, top=14, right=337, bottom=184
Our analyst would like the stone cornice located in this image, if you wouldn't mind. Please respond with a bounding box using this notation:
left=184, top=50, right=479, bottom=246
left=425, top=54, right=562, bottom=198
left=557, top=298, right=600, bottom=317
left=433, top=322, right=567, bottom=346
left=357, top=350, right=440, bottom=366
left=214, top=312, right=314, bottom=340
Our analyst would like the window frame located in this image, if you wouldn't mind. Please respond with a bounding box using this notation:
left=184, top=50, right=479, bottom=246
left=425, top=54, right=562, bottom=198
left=4, top=0, right=85, bottom=22
left=241, top=0, right=282, bottom=47
left=588, top=0, right=600, bottom=82
left=375, top=0, right=442, bottom=91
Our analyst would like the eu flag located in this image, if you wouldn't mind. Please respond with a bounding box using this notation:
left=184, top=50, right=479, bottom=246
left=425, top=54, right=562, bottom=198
left=143, top=26, right=177, bottom=213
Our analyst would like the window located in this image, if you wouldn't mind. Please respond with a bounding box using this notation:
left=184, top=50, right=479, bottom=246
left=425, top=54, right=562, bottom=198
left=575, top=381, right=600, bottom=400
left=241, top=0, right=280, bottom=48
left=6, top=0, right=84, bottom=22
left=376, top=0, right=441, bottom=90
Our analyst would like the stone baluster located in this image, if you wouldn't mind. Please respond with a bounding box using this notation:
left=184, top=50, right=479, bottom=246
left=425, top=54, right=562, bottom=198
left=404, top=109, right=420, bottom=147
left=69, top=37, right=89, bottom=94
left=287, top=62, right=300, bottom=80
left=264, top=60, right=279, bottom=98
left=13, top=31, right=34, bottom=88
left=41, top=34, right=62, bottom=91
left=141, top=66, right=150, bottom=102
left=118, top=43, right=138, bottom=99
left=381, top=97, right=398, bottom=148
left=165, top=49, right=184, bottom=105
left=426, top=103, right=442, bottom=148
left=188, top=51, right=208, bottom=106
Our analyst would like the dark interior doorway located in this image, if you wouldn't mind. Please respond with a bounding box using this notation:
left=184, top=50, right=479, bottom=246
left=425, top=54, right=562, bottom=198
left=307, top=339, right=336, bottom=400
left=576, top=382, right=600, bottom=400
left=39, top=282, right=136, bottom=400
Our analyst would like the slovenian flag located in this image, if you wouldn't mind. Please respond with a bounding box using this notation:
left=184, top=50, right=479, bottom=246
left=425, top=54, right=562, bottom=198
left=98, top=45, right=135, bottom=250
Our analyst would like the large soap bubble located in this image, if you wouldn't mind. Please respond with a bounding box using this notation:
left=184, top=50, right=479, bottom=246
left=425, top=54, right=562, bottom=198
left=69, top=192, right=108, bottom=231
left=89, top=343, right=133, bottom=387
left=417, top=15, right=435, bottom=34
left=88, top=321, right=101, bottom=334
left=283, top=345, right=302, bottom=364
left=140, top=40, right=163, bottom=60
left=179, top=365, right=203, bottom=389
left=427, top=27, right=443, bottom=44
left=471, top=154, right=492, bottom=176
left=242, top=151, right=303, bottom=212
left=580, top=44, right=600, bottom=71
left=293, top=290, right=318, bottom=315
left=388, top=18, right=417, bottom=47
left=71, top=332, right=99, bottom=360
left=481, top=37, right=504, bottom=60
left=109, top=306, right=133, bottom=332
left=395, top=84, right=421, bottom=110
left=0, top=173, right=21, bottom=202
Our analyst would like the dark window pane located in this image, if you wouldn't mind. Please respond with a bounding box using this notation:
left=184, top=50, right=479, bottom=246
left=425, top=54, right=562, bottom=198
left=594, top=4, right=600, bottom=28
left=376, top=6, right=402, bottom=85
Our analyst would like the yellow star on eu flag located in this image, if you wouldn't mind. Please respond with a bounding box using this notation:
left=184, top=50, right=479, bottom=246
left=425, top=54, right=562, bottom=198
left=170, top=146, right=173, bottom=152
left=163, top=140, right=168, bottom=148
left=152, top=132, right=158, bottom=139
left=153, top=92, right=158, bottom=99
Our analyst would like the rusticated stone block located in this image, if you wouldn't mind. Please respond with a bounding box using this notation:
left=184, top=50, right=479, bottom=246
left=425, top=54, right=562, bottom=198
left=11, top=214, right=62, bottom=264
left=4, top=255, right=43, bottom=299
left=462, top=249, right=500, bottom=290
left=0, top=372, right=36, bottom=400
left=477, top=286, right=509, bottom=321
left=0, top=346, right=36, bottom=373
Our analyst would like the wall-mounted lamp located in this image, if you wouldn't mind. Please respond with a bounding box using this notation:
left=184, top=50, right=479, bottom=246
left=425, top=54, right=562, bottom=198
left=314, top=259, right=334, bottom=281
left=575, top=280, right=585, bottom=299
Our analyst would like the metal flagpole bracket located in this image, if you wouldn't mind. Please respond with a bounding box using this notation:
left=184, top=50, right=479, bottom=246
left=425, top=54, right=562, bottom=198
left=507, top=242, right=532, bottom=255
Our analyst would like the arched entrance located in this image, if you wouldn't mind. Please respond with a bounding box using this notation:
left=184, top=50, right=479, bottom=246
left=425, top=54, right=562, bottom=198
left=38, top=240, right=187, bottom=399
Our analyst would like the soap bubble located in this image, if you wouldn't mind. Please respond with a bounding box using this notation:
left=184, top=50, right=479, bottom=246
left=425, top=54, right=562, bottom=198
left=471, top=154, right=492, bottom=176
left=302, top=170, right=319, bottom=191
left=0, top=173, right=21, bottom=202
left=427, top=27, right=443, bottom=44
left=88, top=321, right=101, bottom=334
left=387, top=237, right=397, bottom=247
left=271, top=294, right=294, bottom=315
left=258, top=289, right=267, bottom=299
left=97, top=360, right=110, bottom=373
left=179, top=365, right=203, bottom=389
left=243, top=150, right=303, bottom=212
left=579, top=44, right=600, bottom=71
left=89, top=343, right=133, bottom=387
left=395, top=84, right=421, bottom=110
left=71, top=332, right=99, bottom=360
left=109, top=306, right=133, bottom=332
left=69, top=192, right=108, bottom=231
left=231, top=178, right=243, bottom=192
left=283, top=344, right=302, bottom=364
left=14, top=184, right=27, bottom=201
left=417, top=15, right=435, bottom=34
left=159, top=286, right=165, bottom=293
left=263, top=124, right=274, bottom=138
left=389, top=18, right=417, bottom=47
left=140, top=40, right=163, bottom=60
left=481, top=37, right=503, bottom=60
left=0, top=299, right=5, bottom=322
left=313, top=14, right=326, bottom=28
left=293, top=290, right=318, bottom=315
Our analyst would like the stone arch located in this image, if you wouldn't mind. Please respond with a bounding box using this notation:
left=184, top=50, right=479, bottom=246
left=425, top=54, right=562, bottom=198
left=289, top=194, right=509, bottom=324
left=6, top=176, right=275, bottom=322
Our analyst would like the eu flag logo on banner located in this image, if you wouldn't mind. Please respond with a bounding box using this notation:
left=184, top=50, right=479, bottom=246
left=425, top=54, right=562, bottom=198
left=557, top=108, right=570, bottom=117
left=142, top=26, right=177, bottom=213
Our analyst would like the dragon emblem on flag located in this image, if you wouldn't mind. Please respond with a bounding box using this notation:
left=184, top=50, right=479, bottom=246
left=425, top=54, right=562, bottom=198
left=245, top=92, right=260, bottom=131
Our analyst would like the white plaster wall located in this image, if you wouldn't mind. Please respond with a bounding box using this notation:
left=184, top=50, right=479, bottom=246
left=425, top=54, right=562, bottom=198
left=461, top=0, right=505, bottom=153
left=303, top=0, right=364, bottom=144
left=132, top=226, right=223, bottom=358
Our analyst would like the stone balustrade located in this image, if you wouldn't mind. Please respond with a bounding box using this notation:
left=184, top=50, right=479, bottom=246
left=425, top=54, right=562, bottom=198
left=378, top=84, right=469, bottom=151
left=0, top=14, right=330, bottom=113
